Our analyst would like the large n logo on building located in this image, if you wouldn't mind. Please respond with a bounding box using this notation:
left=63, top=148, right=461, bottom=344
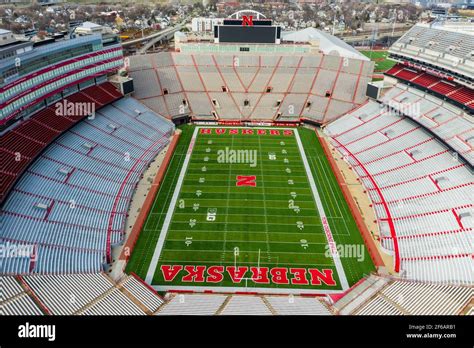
left=236, top=175, right=256, bottom=187
left=242, top=15, right=254, bottom=27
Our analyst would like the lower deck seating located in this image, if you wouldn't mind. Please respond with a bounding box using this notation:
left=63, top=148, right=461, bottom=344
left=334, top=275, right=471, bottom=315
left=120, top=275, right=164, bottom=312
left=3, top=272, right=470, bottom=315
left=1, top=273, right=164, bottom=315
left=325, top=99, right=473, bottom=285
left=0, top=97, right=174, bottom=274
left=156, top=293, right=332, bottom=315
left=348, top=277, right=471, bottom=315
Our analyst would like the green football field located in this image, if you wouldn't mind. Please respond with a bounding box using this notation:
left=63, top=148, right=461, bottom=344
left=360, top=50, right=396, bottom=72
left=126, top=125, right=375, bottom=293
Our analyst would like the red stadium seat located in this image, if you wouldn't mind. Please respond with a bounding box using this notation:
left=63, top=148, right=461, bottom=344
left=0, top=83, right=123, bottom=204
left=386, top=64, right=473, bottom=109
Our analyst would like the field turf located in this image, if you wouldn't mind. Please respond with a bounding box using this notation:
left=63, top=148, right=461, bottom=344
left=126, top=125, right=375, bottom=293
left=360, top=50, right=396, bottom=72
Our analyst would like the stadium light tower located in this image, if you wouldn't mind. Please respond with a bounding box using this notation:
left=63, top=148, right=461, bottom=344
left=331, top=11, right=337, bottom=35
left=369, top=25, right=378, bottom=59
left=389, top=9, right=397, bottom=47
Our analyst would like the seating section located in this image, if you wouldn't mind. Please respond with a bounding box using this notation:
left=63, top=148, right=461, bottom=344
left=1, top=82, right=123, bottom=204
left=156, top=293, right=332, bottom=315
left=0, top=276, right=43, bottom=315
left=386, top=63, right=474, bottom=111
left=336, top=275, right=472, bottom=315
left=220, top=296, right=272, bottom=315
left=22, top=273, right=114, bottom=315
left=265, top=296, right=332, bottom=315
left=129, top=52, right=374, bottom=123
left=325, top=99, right=473, bottom=285
left=387, top=65, right=419, bottom=81
left=335, top=275, right=472, bottom=315
left=1, top=273, right=164, bottom=315
left=120, top=274, right=164, bottom=312
left=80, top=289, right=146, bottom=316
left=333, top=275, right=391, bottom=315
left=4, top=272, right=469, bottom=316
left=381, top=84, right=474, bottom=165
left=388, top=24, right=474, bottom=78
left=1, top=98, right=174, bottom=274
left=156, top=294, right=228, bottom=315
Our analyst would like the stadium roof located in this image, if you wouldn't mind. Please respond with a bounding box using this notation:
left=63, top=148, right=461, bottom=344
left=423, top=21, right=474, bottom=35
left=79, top=21, right=103, bottom=29
left=282, top=28, right=369, bottom=61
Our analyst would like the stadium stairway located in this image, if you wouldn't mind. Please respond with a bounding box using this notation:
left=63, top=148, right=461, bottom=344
left=332, top=274, right=472, bottom=315
left=0, top=273, right=164, bottom=315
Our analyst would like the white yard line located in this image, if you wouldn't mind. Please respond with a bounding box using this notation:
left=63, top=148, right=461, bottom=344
left=172, top=213, right=320, bottom=218
left=145, top=127, right=199, bottom=284
left=162, top=229, right=325, bottom=235
left=170, top=221, right=323, bottom=227
left=162, top=249, right=327, bottom=255
left=294, top=128, right=350, bottom=291
left=159, top=259, right=333, bottom=266
left=152, top=285, right=344, bottom=295
left=316, top=156, right=351, bottom=236
left=165, top=239, right=329, bottom=245
left=220, top=134, right=234, bottom=262
left=137, top=153, right=185, bottom=273
left=151, top=197, right=311, bottom=202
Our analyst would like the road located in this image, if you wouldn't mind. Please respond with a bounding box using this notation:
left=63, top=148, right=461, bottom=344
left=121, top=22, right=187, bottom=53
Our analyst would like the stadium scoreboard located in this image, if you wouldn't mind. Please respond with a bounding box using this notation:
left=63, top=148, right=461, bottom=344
left=214, top=16, right=281, bottom=44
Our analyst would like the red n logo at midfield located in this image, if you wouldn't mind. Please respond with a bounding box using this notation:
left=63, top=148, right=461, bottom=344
left=236, top=175, right=256, bottom=187
left=242, top=15, right=254, bottom=26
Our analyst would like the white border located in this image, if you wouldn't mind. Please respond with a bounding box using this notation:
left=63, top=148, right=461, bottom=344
left=294, top=128, right=349, bottom=291
left=145, top=127, right=199, bottom=283
left=152, top=285, right=345, bottom=295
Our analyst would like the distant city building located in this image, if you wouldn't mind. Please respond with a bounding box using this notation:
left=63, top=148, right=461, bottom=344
left=74, top=22, right=114, bottom=36
left=37, top=0, right=66, bottom=4
left=296, top=0, right=325, bottom=4
left=0, top=0, right=31, bottom=4
left=191, top=17, right=224, bottom=32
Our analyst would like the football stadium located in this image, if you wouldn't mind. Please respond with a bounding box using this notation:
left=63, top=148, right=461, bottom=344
left=1, top=9, right=473, bottom=325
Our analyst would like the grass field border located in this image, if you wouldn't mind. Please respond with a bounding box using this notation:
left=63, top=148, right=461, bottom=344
left=145, top=127, right=199, bottom=283
left=144, top=126, right=350, bottom=294
left=359, top=50, right=396, bottom=72
left=119, top=132, right=180, bottom=263
left=126, top=125, right=376, bottom=295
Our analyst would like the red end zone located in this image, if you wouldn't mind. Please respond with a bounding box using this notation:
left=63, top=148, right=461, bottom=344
left=160, top=265, right=337, bottom=286
left=199, top=128, right=294, bottom=136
